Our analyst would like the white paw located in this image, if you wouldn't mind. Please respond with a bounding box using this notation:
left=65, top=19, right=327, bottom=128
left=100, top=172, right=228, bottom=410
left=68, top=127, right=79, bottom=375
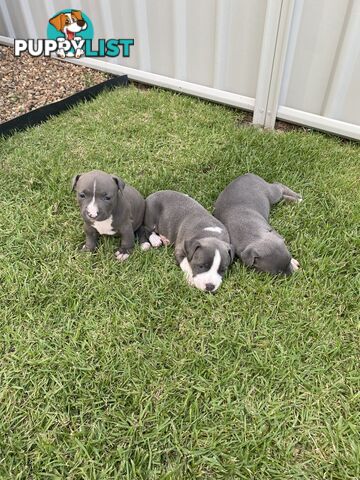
left=296, top=197, right=303, bottom=203
left=81, top=244, right=95, bottom=252
left=57, top=50, right=65, bottom=59
left=290, top=258, right=300, bottom=271
left=75, top=49, right=84, bottom=59
left=140, top=242, right=151, bottom=251
left=115, top=251, right=130, bottom=262
left=149, top=232, right=163, bottom=248
left=159, top=234, right=170, bottom=246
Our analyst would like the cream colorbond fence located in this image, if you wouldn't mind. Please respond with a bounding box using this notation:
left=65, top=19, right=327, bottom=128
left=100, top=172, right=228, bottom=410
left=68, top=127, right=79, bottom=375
left=0, top=0, right=359, bottom=140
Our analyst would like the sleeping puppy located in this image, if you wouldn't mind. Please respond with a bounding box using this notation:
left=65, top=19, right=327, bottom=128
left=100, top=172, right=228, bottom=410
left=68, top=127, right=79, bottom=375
left=213, top=174, right=302, bottom=275
left=141, top=190, right=234, bottom=292
left=72, top=170, right=145, bottom=261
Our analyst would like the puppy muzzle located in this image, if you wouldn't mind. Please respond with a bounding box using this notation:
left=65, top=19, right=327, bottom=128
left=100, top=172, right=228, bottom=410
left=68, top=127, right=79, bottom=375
left=85, top=209, right=99, bottom=220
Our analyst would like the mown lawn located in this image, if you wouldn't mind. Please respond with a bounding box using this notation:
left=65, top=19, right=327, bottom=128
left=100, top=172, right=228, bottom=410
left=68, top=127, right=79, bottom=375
left=0, top=84, right=359, bottom=479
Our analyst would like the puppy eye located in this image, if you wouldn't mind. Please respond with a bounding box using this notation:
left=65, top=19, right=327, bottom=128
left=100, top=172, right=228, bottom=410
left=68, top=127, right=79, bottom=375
left=79, top=192, right=86, bottom=198
left=104, top=195, right=111, bottom=201
left=65, top=18, right=70, bottom=24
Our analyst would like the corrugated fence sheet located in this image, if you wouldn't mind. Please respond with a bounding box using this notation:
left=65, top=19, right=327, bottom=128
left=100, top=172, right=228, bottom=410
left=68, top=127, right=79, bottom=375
left=0, top=0, right=359, bottom=139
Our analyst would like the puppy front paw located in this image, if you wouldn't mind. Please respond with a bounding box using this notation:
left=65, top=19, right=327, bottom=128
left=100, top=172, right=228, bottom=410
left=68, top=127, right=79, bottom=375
left=290, top=258, right=300, bottom=271
left=115, top=249, right=130, bottom=262
left=140, top=241, right=151, bottom=251
left=81, top=243, right=96, bottom=252
left=149, top=232, right=163, bottom=248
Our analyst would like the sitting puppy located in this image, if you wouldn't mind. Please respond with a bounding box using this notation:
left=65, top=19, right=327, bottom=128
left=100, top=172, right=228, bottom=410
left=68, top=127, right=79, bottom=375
left=72, top=170, right=145, bottom=261
left=213, top=174, right=302, bottom=275
left=141, top=190, right=234, bottom=292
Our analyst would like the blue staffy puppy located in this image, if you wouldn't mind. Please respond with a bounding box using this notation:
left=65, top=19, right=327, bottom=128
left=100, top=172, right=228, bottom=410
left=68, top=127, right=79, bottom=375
left=141, top=190, right=234, bottom=293
left=72, top=170, right=145, bottom=261
left=214, top=174, right=302, bottom=275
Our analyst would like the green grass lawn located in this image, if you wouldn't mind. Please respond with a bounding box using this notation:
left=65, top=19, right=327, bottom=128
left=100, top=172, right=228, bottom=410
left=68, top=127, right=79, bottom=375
left=0, top=85, right=359, bottom=479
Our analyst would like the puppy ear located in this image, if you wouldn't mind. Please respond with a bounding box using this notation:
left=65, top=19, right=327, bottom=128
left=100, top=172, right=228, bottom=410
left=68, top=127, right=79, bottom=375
left=240, top=245, right=258, bottom=267
left=184, top=239, right=201, bottom=261
left=71, top=174, right=81, bottom=191
left=112, top=176, right=125, bottom=191
left=71, top=10, right=83, bottom=20
left=49, top=13, right=66, bottom=32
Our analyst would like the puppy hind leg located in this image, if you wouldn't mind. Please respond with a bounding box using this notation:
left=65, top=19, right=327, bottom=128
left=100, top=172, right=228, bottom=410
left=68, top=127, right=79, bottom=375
left=274, top=183, right=303, bottom=203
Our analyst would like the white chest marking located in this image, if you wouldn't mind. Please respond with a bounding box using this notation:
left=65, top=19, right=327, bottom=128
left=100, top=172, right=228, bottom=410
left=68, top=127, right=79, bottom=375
left=204, top=226, right=222, bottom=234
left=93, top=215, right=116, bottom=235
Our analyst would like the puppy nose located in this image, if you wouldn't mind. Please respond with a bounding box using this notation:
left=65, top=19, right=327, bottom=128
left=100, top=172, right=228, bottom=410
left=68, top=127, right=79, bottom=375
left=205, top=283, right=215, bottom=292
left=77, top=19, right=85, bottom=27
left=86, top=210, right=98, bottom=219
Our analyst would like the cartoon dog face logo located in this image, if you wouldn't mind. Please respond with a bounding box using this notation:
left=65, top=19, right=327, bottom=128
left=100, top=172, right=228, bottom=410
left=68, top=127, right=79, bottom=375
left=49, top=10, right=87, bottom=58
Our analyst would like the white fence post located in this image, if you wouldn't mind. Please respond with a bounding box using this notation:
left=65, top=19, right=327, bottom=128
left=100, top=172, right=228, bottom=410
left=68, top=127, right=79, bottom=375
left=322, top=0, right=360, bottom=120
left=253, top=0, right=295, bottom=129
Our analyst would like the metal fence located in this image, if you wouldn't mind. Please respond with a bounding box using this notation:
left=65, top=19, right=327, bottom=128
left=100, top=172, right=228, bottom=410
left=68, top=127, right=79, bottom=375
left=0, top=0, right=359, bottom=140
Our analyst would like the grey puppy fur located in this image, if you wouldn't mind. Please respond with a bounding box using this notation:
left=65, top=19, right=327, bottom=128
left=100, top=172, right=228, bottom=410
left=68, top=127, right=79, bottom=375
left=72, top=170, right=145, bottom=261
left=213, top=173, right=302, bottom=275
left=141, top=190, right=234, bottom=292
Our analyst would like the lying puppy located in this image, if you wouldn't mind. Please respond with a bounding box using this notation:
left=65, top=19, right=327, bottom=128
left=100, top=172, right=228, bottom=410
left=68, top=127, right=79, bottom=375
left=214, top=173, right=302, bottom=275
left=141, top=190, right=234, bottom=292
left=72, top=170, right=145, bottom=261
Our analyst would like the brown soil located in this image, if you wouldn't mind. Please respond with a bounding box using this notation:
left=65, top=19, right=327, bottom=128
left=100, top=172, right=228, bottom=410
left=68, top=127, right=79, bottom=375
left=0, top=45, right=110, bottom=124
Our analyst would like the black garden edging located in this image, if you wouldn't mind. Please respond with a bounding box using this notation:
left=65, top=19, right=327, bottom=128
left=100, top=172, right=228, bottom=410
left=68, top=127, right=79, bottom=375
left=0, top=74, right=128, bottom=138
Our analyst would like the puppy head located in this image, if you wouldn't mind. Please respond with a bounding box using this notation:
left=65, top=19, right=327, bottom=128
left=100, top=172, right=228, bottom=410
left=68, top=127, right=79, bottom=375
left=240, top=232, right=298, bottom=275
left=49, top=10, right=87, bottom=35
left=72, top=170, right=125, bottom=222
left=183, top=237, right=234, bottom=292
left=67, top=10, right=87, bottom=32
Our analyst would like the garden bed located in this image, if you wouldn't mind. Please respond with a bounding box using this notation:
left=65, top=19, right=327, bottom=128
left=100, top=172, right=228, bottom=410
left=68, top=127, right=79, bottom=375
left=0, top=45, right=128, bottom=137
left=0, top=45, right=110, bottom=124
